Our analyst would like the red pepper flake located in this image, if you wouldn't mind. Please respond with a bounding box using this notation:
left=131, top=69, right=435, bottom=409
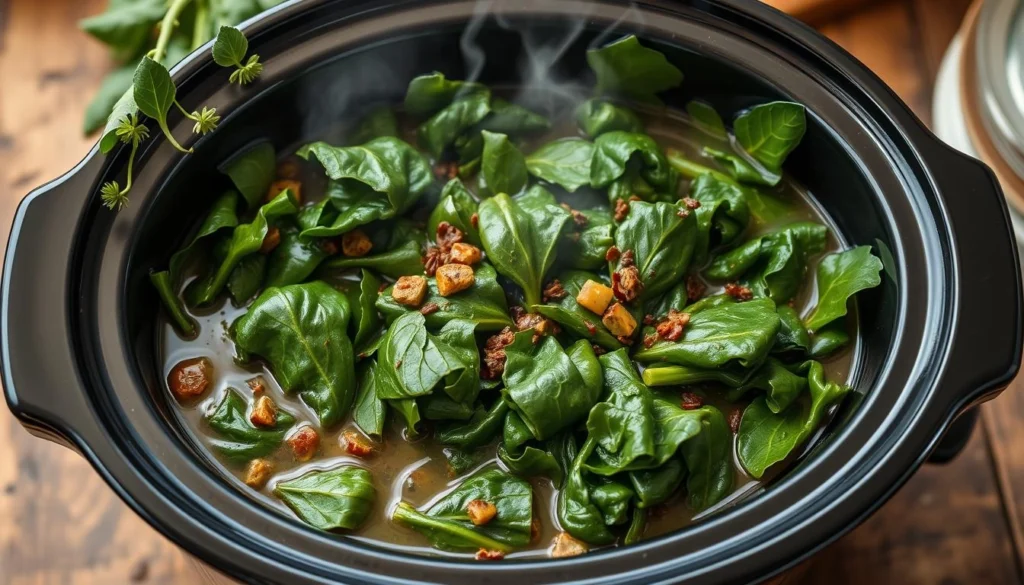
left=605, top=246, right=620, bottom=262
left=643, top=333, right=658, bottom=348
left=725, top=282, right=753, bottom=301
left=583, top=320, right=597, bottom=334
left=682, top=197, right=701, bottom=210
left=420, top=302, right=440, bottom=316
left=613, top=198, right=630, bottom=222
left=470, top=213, right=479, bottom=228
left=619, top=249, right=636, bottom=268
left=728, top=408, right=743, bottom=433
left=681, top=392, right=703, bottom=410
left=643, top=314, right=655, bottom=326
left=656, top=310, right=691, bottom=341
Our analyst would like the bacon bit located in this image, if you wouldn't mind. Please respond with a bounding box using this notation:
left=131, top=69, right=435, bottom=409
left=612, top=267, right=643, bottom=303
left=392, top=275, right=428, bottom=307
left=267, top=179, right=303, bottom=204
left=244, top=459, right=274, bottom=489
left=619, top=250, right=636, bottom=268
left=423, top=246, right=443, bottom=277
left=643, top=314, right=655, bottom=326
left=725, top=282, right=754, bottom=301
left=168, top=357, right=213, bottom=401
left=420, top=302, right=440, bottom=316
left=341, top=229, right=373, bottom=257
left=342, top=430, right=374, bottom=458
left=433, top=161, right=459, bottom=181
left=246, top=376, right=266, bottom=395
left=259, top=226, right=281, bottom=254
left=656, top=310, right=691, bottom=341
left=449, top=242, right=482, bottom=266
left=481, top=327, right=515, bottom=379
left=687, top=275, right=707, bottom=302
left=605, top=246, right=621, bottom=262
left=682, top=197, right=701, bottom=210
left=287, top=426, right=320, bottom=461
left=470, top=213, right=479, bottom=228
left=681, top=392, right=703, bottom=410
left=249, top=396, right=278, bottom=428
left=676, top=208, right=691, bottom=219
left=583, top=320, right=597, bottom=334
left=475, top=549, right=505, bottom=561
left=320, top=239, right=339, bottom=256
left=570, top=209, right=588, bottom=228
left=616, top=334, right=633, bottom=345
left=467, top=500, right=498, bottom=526
left=551, top=532, right=588, bottom=558
left=643, top=333, right=659, bottom=348
left=435, top=221, right=464, bottom=248
left=728, top=408, right=743, bottom=433
left=542, top=279, right=567, bottom=302
left=614, top=198, right=630, bottom=222
left=591, top=344, right=607, bottom=356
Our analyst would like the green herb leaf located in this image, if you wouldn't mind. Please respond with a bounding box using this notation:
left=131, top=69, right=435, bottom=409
left=233, top=281, right=356, bottom=427
left=219, top=141, right=276, bottom=208
left=207, top=388, right=295, bottom=462
left=100, top=88, right=139, bottom=153
left=587, top=35, right=683, bottom=102
left=479, top=130, right=528, bottom=197
left=353, top=360, right=386, bottom=437
left=525, top=137, right=594, bottom=192
left=576, top=99, right=643, bottom=138
left=377, top=263, right=513, bottom=331
left=804, top=246, right=883, bottom=333
left=502, top=332, right=602, bottom=440
left=392, top=468, right=533, bottom=552
left=274, top=466, right=375, bottom=531
left=733, top=101, right=806, bottom=173
left=478, top=186, right=572, bottom=306
left=212, top=25, right=248, bottom=67
left=133, top=57, right=185, bottom=150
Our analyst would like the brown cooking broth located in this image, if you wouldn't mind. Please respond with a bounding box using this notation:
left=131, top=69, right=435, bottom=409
left=159, top=107, right=855, bottom=559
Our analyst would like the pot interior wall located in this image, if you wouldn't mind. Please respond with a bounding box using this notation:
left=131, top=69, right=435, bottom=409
left=125, top=12, right=894, bottom=550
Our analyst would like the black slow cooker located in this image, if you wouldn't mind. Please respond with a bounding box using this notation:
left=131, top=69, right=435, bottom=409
left=3, top=1, right=1021, bottom=583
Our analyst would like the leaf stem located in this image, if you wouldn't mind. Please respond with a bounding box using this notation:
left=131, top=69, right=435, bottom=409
left=391, top=502, right=512, bottom=552
left=122, top=140, right=139, bottom=193
left=191, top=0, right=210, bottom=51
left=173, top=100, right=200, bottom=121
left=157, top=119, right=193, bottom=153
left=665, top=148, right=736, bottom=185
left=153, top=0, right=194, bottom=64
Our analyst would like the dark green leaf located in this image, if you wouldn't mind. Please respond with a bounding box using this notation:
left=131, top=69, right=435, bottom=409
left=375, top=313, right=479, bottom=403
left=576, top=99, right=643, bottom=138
left=480, top=130, right=528, bottom=197
left=133, top=57, right=176, bottom=126
left=532, top=270, right=623, bottom=349
left=590, top=131, right=676, bottom=195
left=339, top=269, right=383, bottom=352
left=233, top=281, right=356, bottom=427
left=590, top=481, right=633, bottom=525
left=403, top=72, right=486, bottom=118
left=498, top=438, right=565, bottom=483
left=557, top=438, right=614, bottom=545
left=150, top=271, right=196, bottom=336
left=625, top=507, right=647, bottom=544
left=581, top=349, right=655, bottom=474
left=428, top=178, right=480, bottom=246
left=809, top=323, right=850, bottom=358
left=421, top=393, right=476, bottom=421
left=502, top=332, right=602, bottom=440
left=212, top=25, right=248, bottom=67
left=775, top=305, right=810, bottom=354
left=389, top=398, right=422, bottom=436
left=376, top=263, right=512, bottom=331
left=478, top=187, right=572, bottom=306
left=265, top=224, right=328, bottom=288
left=734, top=101, right=806, bottom=173
left=704, top=146, right=780, bottom=187
left=628, top=459, right=685, bottom=508
left=274, top=466, right=375, bottom=531
left=634, top=298, right=781, bottom=369
left=737, top=361, right=849, bottom=478
left=99, top=87, right=138, bottom=153
left=613, top=200, right=697, bottom=300
left=350, top=106, right=399, bottom=144
left=220, top=141, right=276, bottom=209
left=207, top=388, right=295, bottom=462
left=804, top=246, right=883, bottom=333
left=525, top=138, right=594, bottom=192
left=726, top=358, right=808, bottom=413
left=685, top=100, right=726, bottom=140
left=392, top=468, right=533, bottom=552
left=587, top=35, right=683, bottom=102
left=558, top=208, right=614, bottom=271
left=353, top=360, right=386, bottom=437
left=417, top=90, right=492, bottom=158
left=680, top=406, right=734, bottom=512
left=438, top=398, right=510, bottom=449
left=187, top=190, right=299, bottom=306
left=227, top=254, right=266, bottom=304
left=320, top=240, right=423, bottom=279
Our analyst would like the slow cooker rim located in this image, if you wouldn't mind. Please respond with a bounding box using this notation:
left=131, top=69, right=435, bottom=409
left=3, top=1, right=1016, bottom=584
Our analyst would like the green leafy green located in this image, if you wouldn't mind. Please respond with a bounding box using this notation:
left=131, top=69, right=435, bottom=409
left=733, top=102, right=806, bottom=173
left=220, top=141, right=276, bottom=208
left=392, top=469, right=533, bottom=552
left=417, top=90, right=492, bottom=158
left=809, top=323, right=851, bottom=358
left=498, top=434, right=567, bottom=482
left=337, top=269, right=383, bottom=352
left=685, top=100, right=726, bottom=140
left=738, top=361, right=849, bottom=478
left=590, top=131, right=676, bottom=197
left=480, top=130, right=528, bottom=196
left=680, top=405, right=734, bottom=512
left=350, top=106, right=399, bottom=144
left=233, top=281, right=355, bottom=427
left=320, top=240, right=423, bottom=279
left=296, top=137, right=432, bottom=237
left=576, top=99, right=644, bottom=138
left=133, top=57, right=189, bottom=152
left=558, top=438, right=614, bottom=545
left=629, top=459, right=685, bottom=508
left=478, top=186, right=572, bottom=306
left=689, top=174, right=750, bottom=264
left=558, top=207, right=614, bottom=271
left=353, top=360, right=385, bottom=437
left=375, top=313, right=479, bottom=404
left=704, top=146, right=780, bottom=187
left=532, top=271, right=623, bottom=349
left=207, top=388, right=295, bottom=462
left=264, top=224, right=328, bottom=288
left=502, top=332, right=602, bottom=440
left=775, top=305, right=811, bottom=354
left=150, top=271, right=195, bottom=336
left=403, top=72, right=485, bottom=117
left=438, top=399, right=510, bottom=450
left=634, top=298, right=781, bottom=368
left=526, top=138, right=594, bottom=192
left=613, top=200, right=697, bottom=300
left=591, top=481, right=633, bottom=525
left=226, top=254, right=266, bottom=304
left=213, top=25, right=263, bottom=85
left=582, top=349, right=655, bottom=473
left=804, top=246, right=883, bottom=332
left=428, top=178, right=480, bottom=246
left=377, top=263, right=512, bottom=331
left=274, top=466, right=375, bottom=531
left=587, top=35, right=683, bottom=102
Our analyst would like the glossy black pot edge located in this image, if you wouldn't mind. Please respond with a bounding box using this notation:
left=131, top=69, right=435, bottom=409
left=1, top=0, right=1020, bottom=584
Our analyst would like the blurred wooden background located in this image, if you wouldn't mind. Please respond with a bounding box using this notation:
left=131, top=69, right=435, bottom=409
left=1, top=0, right=1021, bottom=583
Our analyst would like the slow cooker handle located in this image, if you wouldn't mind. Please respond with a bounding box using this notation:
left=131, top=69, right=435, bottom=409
left=1, top=157, right=103, bottom=453
left=925, top=143, right=1023, bottom=457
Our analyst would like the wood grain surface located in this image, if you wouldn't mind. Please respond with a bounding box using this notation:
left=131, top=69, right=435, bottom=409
left=0, top=0, right=1019, bottom=584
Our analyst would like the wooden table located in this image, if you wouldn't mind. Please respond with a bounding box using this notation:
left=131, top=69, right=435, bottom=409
left=1, top=0, right=1021, bottom=583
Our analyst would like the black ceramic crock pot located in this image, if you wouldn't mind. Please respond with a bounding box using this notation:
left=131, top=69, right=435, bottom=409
left=3, top=1, right=1022, bottom=583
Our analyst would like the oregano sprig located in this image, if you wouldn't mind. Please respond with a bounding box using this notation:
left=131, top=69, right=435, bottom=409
left=212, top=26, right=263, bottom=85
left=98, top=24, right=261, bottom=211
